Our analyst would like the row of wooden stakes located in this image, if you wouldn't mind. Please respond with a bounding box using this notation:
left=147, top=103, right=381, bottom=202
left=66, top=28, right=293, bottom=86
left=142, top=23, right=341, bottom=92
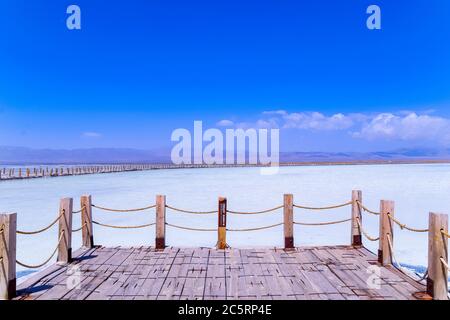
left=0, top=190, right=448, bottom=300
left=0, top=164, right=260, bottom=180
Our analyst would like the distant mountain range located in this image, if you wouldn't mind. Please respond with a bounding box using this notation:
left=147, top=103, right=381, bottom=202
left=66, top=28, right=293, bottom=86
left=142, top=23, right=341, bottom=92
left=1, top=146, right=450, bottom=164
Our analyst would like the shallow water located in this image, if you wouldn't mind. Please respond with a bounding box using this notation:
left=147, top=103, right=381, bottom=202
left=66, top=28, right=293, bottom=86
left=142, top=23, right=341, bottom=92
left=1, top=163, right=449, bottom=278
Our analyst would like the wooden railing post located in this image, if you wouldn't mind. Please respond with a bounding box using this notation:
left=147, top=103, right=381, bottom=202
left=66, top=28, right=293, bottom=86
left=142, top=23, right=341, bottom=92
left=0, top=213, right=16, bottom=300
left=351, top=190, right=362, bottom=246
left=378, top=200, right=395, bottom=265
left=427, top=212, right=448, bottom=300
left=80, top=195, right=94, bottom=248
left=156, top=195, right=166, bottom=250
left=284, top=194, right=294, bottom=249
left=57, top=198, right=73, bottom=264
left=217, top=197, right=227, bottom=249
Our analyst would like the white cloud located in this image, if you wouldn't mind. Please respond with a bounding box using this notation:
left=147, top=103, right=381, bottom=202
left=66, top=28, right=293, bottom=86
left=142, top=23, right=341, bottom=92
left=82, top=131, right=102, bottom=138
left=263, top=110, right=354, bottom=131
left=220, top=110, right=450, bottom=146
left=262, top=110, right=288, bottom=116
left=216, top=119, right=234, bottom=127
left=353, top=112, right=450, bottom=142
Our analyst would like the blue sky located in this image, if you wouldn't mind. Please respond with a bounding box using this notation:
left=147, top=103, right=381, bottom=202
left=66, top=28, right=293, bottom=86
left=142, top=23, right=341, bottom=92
left=1, top=0, right=450, bottom=152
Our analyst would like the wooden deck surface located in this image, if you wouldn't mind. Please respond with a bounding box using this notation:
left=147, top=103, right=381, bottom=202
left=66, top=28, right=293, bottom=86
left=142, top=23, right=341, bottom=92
left=15, top=245, right=425, bottom=300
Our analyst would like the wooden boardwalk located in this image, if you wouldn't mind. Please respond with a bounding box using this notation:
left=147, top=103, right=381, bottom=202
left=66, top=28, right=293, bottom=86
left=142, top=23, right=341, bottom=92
left=15, top=245, right=425, bottom=300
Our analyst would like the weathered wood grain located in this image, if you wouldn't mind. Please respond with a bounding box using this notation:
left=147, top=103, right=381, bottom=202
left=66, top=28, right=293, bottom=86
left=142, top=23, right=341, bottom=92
left=15, top=245, right=426, bottom=300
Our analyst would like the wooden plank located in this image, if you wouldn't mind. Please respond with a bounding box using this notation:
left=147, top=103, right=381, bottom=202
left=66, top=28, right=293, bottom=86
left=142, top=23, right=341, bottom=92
left=225, top=248, right=244, bottom=299
left=181, top=247, right=209, bottom=299
left=204, top=249, right=226, bottom=299
left=13, top=245, right=425, bottom=300
left=139, top=247, right=179, bottom=298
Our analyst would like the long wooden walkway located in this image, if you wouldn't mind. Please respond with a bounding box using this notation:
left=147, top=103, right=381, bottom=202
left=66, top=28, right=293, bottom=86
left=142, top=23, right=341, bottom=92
left=15, top=245, right=425, bottom=300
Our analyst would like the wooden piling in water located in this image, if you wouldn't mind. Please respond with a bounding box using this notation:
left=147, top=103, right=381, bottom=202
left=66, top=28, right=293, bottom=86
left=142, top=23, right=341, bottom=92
left=156, top=195, right=166, bottom=250
left=0, top=213, right=16, bottom=300
left=351, top=190, right=362, bottom=246
left=80, top=195, right=94, bottom=248
left=378, top=200, right=395, bottom=265
left=217, top=197, right=227, bottom=249
left=427, top=212, right=448, bottom=300
left=284, top=194, right=294, bottom=249
left=57, top=198, right=73, bottom=264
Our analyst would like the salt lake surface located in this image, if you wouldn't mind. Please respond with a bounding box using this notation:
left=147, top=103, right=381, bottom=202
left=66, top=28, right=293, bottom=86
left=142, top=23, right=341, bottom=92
left=1, top=164, right=449, bottom=278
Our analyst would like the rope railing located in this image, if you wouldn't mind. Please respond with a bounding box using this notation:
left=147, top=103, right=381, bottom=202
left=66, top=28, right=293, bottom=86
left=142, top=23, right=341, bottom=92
left=15, top=231, right=65, bottom=269
left=165, top=205, right=216, bottom=215
left=356, top=217, right=379, bottom=241
left=92, top=220, right=156, bottom=229
left=92, top=203, right=156, bottom=213
left=293, top=218, right=351, bottom=226
left=387, top=213, right=429, bottom=233
left=227, top=222, right=284, bottom=232
left=16, top=210, right=64, bottom=235
left=440, top=257, right=449, bottom=271
left=72, top=206, right=85, bottom=214
left=293, top=200, right=353, bottom=211
left=5, top=192, right=450, bottom=301
left=72, top=222, right=86, bottom=233
left=385, top=234, right=430, bottom=284
left=356, top=200, right=381, bottom=216
left=227, top=205, right=283, bottom=215
left=165, top=222, right=217, bottom=232
left=386, top=234, right=405, bottom=272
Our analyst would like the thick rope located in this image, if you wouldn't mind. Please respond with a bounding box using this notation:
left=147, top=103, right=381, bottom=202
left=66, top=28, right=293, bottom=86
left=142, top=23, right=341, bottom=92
left=293, top=200, right=353, bottom=211
left=16, top=231, right=65, bottom=269
left=165, top=222, right=217, bottom=232
left=16, top=211, right=63, bottom=235
left=294, top=218, right=351, bottom=226
left=72, top=222, right=86, bottom=233
left=227, top=205, right=283, bottom=215
left=165, top=205, right=216, bottom=215
left=386, top=234, right=413, bottom=274
left=356, top=200, right=380, bottom=216
left=442, top=229, right=450, bottom=238
left=440, top=257, right=449, bottom=271
left=356, top=217, right=379, bottom=241
left=92, top=204, right=156, bottom=212
left=72, top=206, right=85, bottom=214
left=387, top=214, right=429, bottom=233
left=227, top=222, right=284, bottom=232
left=0, top=227, right=3, bottom=264
left=92, top=220, right=155, bottom=229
